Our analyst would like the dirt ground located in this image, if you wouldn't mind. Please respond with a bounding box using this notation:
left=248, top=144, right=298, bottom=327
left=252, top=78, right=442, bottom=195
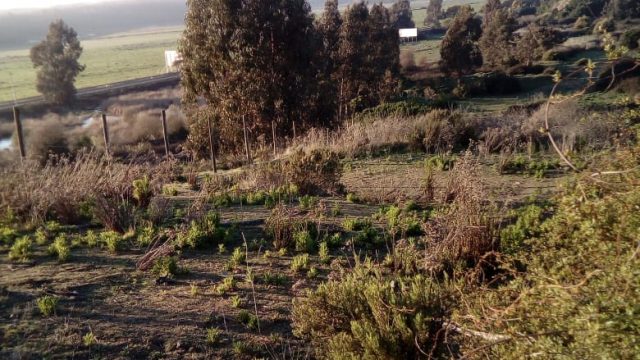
left=0, top=156, right=567, bottom=359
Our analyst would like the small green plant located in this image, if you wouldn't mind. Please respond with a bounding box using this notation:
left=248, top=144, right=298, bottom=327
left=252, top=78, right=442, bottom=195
left=45, top=221, right=62, bottom=234
left=294, top=230, right=315, bottom=253
left=216, top=276, right=237, bottom=295
left=206, top=327, right=222, bottom=346
left=8, top=236, right=33, bottom=262
left=346, top=193, right=359, bottom=203
left=36, top=295, right=58, bottom=317
left=237, top=309, right=259, bottom=330
left=319, top=241, right=330, bottom=264
left=48, top=234, right=70, bottom=262
left=137, top=226, right=155, bottom=247
left=331, top=203, right=341, bottom=216
left=342, top=217, right=370, bottom=232
left=307, top=266, right=318, bottom=279
left=299, top=195, right=317, bottom=210
left=262, top=271, right=289, bottom=286
left=83, top=230, right=98, bottom=247
left=0, top=226, right=18, bottom=245
left=327, top=233, right=343, bottom=248
left=231, top=295, right=242, bottom=308
left=132, top=175, right=152, bottom=206
left=230, top=247, right=245, bottom=267
left=232, top=341, right=250, bottom=355
left=152, top=256, right=179, bottom=277
left=218, top=243, right=227, bottom=254
left=291, top=254, right=310, bottom=272
left=278, top=247, right=288, bottom=256
left=101, top=231, right=124, bottom=253
left=83, top=332, right=97, bottom=346
left=190, top=283, right=200, bottom=297
left=162, top=185, right=179, bottom=197
left=34, top=228, right=49, bottom=246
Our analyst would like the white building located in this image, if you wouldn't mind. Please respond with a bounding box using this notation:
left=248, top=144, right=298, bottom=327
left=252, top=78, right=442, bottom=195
left=164, top=50, right=182, bottom=73
left=399, top=28, right=418, bottom=43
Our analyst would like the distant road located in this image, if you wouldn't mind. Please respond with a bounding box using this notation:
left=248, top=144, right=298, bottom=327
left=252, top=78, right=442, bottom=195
left=0, top=72, right=180, bottom=113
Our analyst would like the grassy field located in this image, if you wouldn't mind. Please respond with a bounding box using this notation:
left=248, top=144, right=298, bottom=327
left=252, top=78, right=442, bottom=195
left=0, top=27, right=182, bottom=102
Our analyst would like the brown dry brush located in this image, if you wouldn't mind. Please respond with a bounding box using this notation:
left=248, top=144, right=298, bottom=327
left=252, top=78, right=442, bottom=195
left=424, top=153, right=501, bottom=273
left=0, top=152, right=170, bottom=230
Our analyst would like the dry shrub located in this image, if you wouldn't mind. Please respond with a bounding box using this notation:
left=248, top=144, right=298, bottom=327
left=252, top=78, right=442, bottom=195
left=400, top=49, right=417, bottom=71
left=425, top=153, right=499, bottom=270
left=525, top=99, right=622, bottom=153
left=0, top=152, right=167, bottom=228
left=25, top=118, right=70, bottom=162
left=283, top=149, right=341, bottom=195
left=264, top=205, right=316, bottom=249
left=290, top=109, right=477, bottom=158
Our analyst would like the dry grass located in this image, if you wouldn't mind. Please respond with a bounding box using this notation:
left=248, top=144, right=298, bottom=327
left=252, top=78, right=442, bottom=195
left=0, top=152, right=171, bottom=226
left=288, top=109, right=477, bottom=158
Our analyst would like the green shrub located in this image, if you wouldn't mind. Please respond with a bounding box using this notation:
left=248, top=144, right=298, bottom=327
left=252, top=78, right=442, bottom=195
left=137, top=226, right=155, bottom=247
left=319, top=241, right=330, bottom=264
left=151, top=256, right=179, bottom=277
left=34, top=228, right=49, bottom=245
left=294, top=230, right=315, bottom=253
left=500, top=204, right=545, bottom=254
left=230, top=247, right=245, bottom=268
left=620, top=28, right=640, bottom=49
left=231, top=295, right=242, bottom=308
left=132, top=176, right=152, bottom=207
left=342, top=217, right=371, bottom=232
left=264, top=205, right=317, bottom=249
left=346, top=193, right=359, bottom=203
left=218, top=243, right=227, bottom=254
left=298, top=195, right=318, bottom=210
left=206, top=327, right=222, bottom=345
left=83, top=230, right=98, bottom=247
left=0, top=227, right=18, bottom=245
left=307, top=266, right=318, bottom=279
left=101, top=231, right=125, bottom=253
left=177, top=212, right=227, bottom=249
left=83, top=332, right=97, bottom=346
left=36, top=295, right=59, bottom=317
left=261, top=271, right=289, bottom=286
left=48, top=234, right=70, bottom=262
left=8, top=236, right=33, bottom=261
left=425, top=154, right=456, bottom=171
left=292, top=266, right=456, bottom=359
left=291, top=254, right=310, bottom=272
left=237, top=309, right=259, bottom=330
left=162, top=185, right=179, bottom=197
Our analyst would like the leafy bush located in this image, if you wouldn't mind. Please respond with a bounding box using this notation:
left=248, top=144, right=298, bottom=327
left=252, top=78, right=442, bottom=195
left=151, top=256, right=179, bottom=277
left=206, top=327, right=221, bottom=345
left=83, top=230, right=98, bottom=247
left=319, top=241, right=330, bottom=264
left=261, top=271, right=289, bottom=286
left=177, top=212, right=228, bottom=249
left=36, top=295, right=59, bottom=317
left=1, top=227, right=18, bottom=245
left=294, top=230, right=315, bottom=253
left=500, top=204, right=545, bottom=254
left=48, top=234, right=70, bottom=262
left=237, top=309, right=259, bottom=330
left=298, top=195, right=317, bottom=210
left=230, top=247, right=246, bottom=267
left=101, top=231, right=125, bottom=253
left=132, top=176, right=152, bottom=207
left=8, top=236, right=33, bottom=261
left=292, top=266, right=456, bottom=359
left=291, top=254, right=310, bottom=272
left=264, top=205, right=317, bottom=249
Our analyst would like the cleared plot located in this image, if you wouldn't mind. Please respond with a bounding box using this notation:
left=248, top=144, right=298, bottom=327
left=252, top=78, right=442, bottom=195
left=0, top=27, right=182, bottom=102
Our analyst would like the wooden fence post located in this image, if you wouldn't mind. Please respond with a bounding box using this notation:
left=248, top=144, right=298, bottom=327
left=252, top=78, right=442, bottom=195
left=292, top=120, right=296, bottom=141
left=207, top=115, right=217, bottom=173
left=161, top=110, right=170, bottom=157
left=13, top=107, right=25, bottom=160
left=101, top=113, right=110, bottom=157
left=242, top=115, right=252, bottom=164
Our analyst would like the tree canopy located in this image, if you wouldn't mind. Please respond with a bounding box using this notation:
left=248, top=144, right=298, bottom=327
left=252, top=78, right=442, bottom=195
left=30, top=19, right=85, bottom=105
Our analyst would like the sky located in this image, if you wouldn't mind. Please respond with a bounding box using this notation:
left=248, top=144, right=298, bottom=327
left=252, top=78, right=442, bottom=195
left=0, top=0, right=121, bottom=11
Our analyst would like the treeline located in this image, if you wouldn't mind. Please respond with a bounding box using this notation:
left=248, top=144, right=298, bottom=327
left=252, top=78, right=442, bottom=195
left=180, top=0, right=404, bottom=156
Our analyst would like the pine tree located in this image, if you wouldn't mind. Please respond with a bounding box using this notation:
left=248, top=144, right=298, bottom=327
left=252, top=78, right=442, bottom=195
left=390, top=0, right=415, bottom=29
left=30, top=20, right=85, bottom=105
left=479, top=8, right=515, bottom=70
left=482, top=0, right=502, bottom=24
left=425, top=0, right=443, bottom=28
left=316, top=0, right=343, bottom=124
left=439, top=6, right=482, bottom=77
left=369, top=3, right=400, bottom=102
left=514, top=24, right=562, bottom=66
